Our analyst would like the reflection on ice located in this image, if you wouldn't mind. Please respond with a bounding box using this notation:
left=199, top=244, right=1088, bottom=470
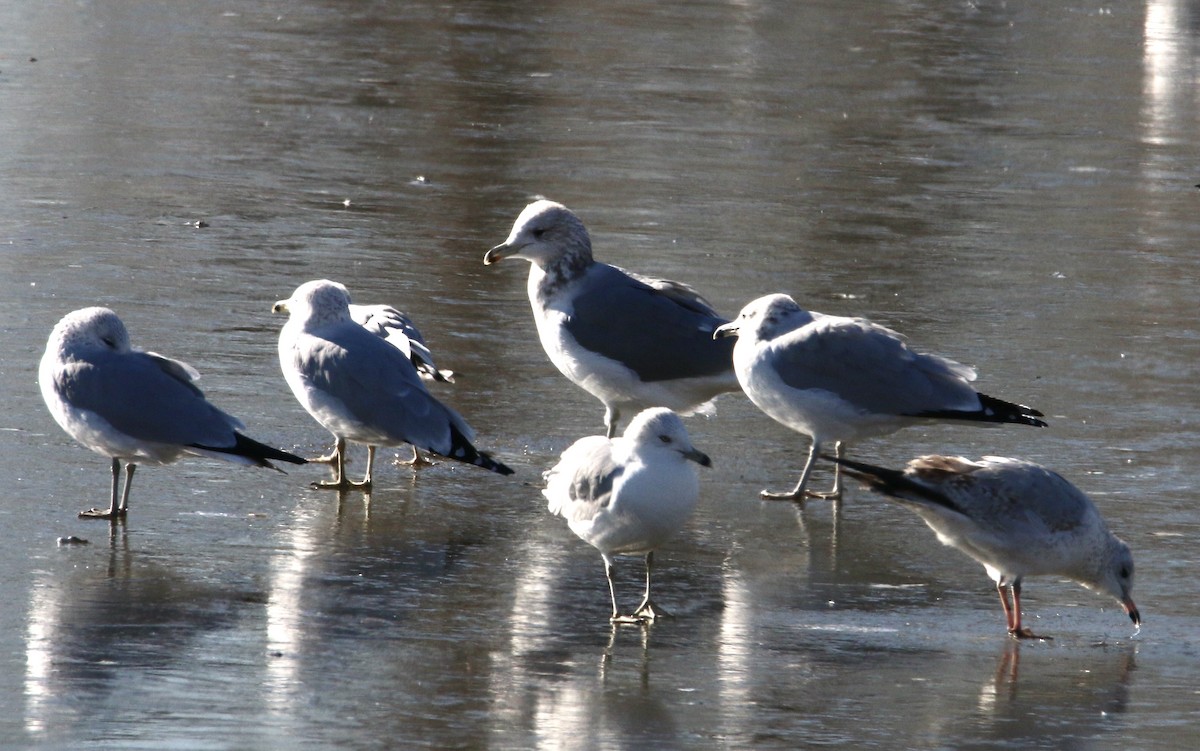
left=1142, top=0, right=1193, bottom=147
left=264, top=504, right=323, bottom=714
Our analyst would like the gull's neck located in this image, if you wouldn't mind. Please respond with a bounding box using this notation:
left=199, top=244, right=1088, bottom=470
left=529, top=250, right=593, bottom=308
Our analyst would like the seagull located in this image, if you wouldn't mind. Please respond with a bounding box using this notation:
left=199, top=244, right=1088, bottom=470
left=273, top=279, right=513, bottom=490
left=38, top=307, right=307, bottom=519
left=831, top=454, right=1141, bottom=639
left=543, top=407, right=711, bottom=624
left=306, top=303, right=456, bottom=468
left=714, top=293, right=1046, bottom=501
left=484, top=199, right=739, bottom=438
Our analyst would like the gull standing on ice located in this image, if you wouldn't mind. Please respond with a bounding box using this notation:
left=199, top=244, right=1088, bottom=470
left=306, top=303, right=456, bottom=468
left=274, top=280, right=513, bottom=490
left=543, top=407, right=711, bottom=624
left=39, top=307, right=307, bottom=519
left=714, top=294, right=1046, bottom=501
left=832, top=454, right=1141, bottom=639
left=484, top=200, right=739, bottom=438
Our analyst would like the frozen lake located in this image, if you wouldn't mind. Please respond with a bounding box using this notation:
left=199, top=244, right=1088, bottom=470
left=1, top=1, right=1197, bottom=748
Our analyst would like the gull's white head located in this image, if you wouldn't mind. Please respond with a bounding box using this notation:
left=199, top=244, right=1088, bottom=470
left=48, top=307, right=132, bottom=356
left=714, top=293, right=812, bottom=344
left=1092, top=537, right=1141, bottom=630
left=484, top=199, right=593, bottom=269
left=623, top=407, right=712, bottom=467
left=273, top=279, right=353, bottom=325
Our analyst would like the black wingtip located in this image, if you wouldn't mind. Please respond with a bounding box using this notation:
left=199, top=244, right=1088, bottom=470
left=823, top=454, right=906, bottom=489
left=823, top=454, right=963, bottom=513
left=195, top=433, right=308, bottom=468
left=914, top=393, right=1048, bottom=428
left=443, top=426, right=515, bottom=476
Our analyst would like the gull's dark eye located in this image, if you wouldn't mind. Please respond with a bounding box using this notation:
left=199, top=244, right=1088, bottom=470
left=531, top=227, right=546, bottom=239
left=101, top=336, right=117, bottom=348
left=658, top=434, right=671, bottom=443
left=1119, top=566, right=1130, bottom=579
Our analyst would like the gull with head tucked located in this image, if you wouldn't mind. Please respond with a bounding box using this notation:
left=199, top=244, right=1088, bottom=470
left=715, top=293, right=1046, bottom=501
left=274, top=280, right=513, bottom=490
left=484, top=199, right=739, bottom=438
left=39, top=307, right=307, bottom=519
left=832, top=454, right=1141, bottom=639
left=543, top=408, right=711, bottom=624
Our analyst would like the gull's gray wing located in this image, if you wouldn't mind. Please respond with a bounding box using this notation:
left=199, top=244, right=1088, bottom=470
left=289, top=320, right=473, bottom=448
left=544, top=436, right=625, bottom=523
left=619, top=266, right=722, bottom=317
left=768, top=315, right=981, bottom=415
left=565, top=263, right=734, bottom=382
left=56, top=349, right=243, bottom=447
left=910, top=457, right=1093, bottom=536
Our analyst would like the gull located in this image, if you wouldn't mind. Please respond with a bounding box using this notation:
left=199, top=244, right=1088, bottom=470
left=39, top=307, right=307, bottom=519
left=714, top=293, right=1046, bottom=501
left=484, top=199, right=739, bottom=438
left=273, top=280, right=513, bottom=490
left=831, top=454, right=1141, bottom=639
left=306, top=303, right=456, bottom=468
left=543, top=408, right=711, bottom=624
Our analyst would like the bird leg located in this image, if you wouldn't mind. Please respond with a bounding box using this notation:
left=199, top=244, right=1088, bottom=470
left=762, top=440, right=844, bottom=502
left=312, top=439, right=373, bottom=491
left=80, top=459, right=132, bottom=519
left=817, top=442, right=845, bottom=499
left=603, top=406, right=620, bottom=439
left=631, top=551, right=670, bottom=620
left=394, top=445, right=436, bottom=468
left=1003, top=580, right=1050, bottom=640
left=360, top=445, right=376, bottom=488
left=604, top=555, right=651, bottom=625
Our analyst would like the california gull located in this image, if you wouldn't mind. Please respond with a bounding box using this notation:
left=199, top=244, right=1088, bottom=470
left=39, top=307, right=307, bottom=519
left=714, top=293, right=1046, bottom=501
left=274, top=279, right=513, bottom=490
left=832, top=454, right=1140, bottom=639
left=543, top=407, right=711, bottom=623
left=484, top=199, right=739, bottom=438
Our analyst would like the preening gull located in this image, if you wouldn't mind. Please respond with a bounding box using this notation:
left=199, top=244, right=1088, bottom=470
left=306, top=303, right=456, bottom=468
left=543, top=408, right=711, bottom=624
left=832, top=454, right=1141, bottom=639
left=714, top=293, right=1046, bottom=501
left=484, top=200, right=739, bottom=438
left=39, top=307, right=307, bottom=519
left=274, top=280, right=513, bottom=490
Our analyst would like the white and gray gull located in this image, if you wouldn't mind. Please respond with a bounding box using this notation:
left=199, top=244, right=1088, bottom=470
left=484, top=200, right=739, bottom=438
left=274, top=280, right=513, bottom=490
left=306, top=303, right=456, bottom=468
left=39, top=307, right=307, bottom=519
left=832, top=454, right=1140, bottom=639
left=543, top=408, right=711, bottom=624
left=714, top=293, right=1046, bottom=501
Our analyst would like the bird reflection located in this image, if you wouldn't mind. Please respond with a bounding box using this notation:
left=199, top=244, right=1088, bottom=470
left=788, top=495, right=844, bottom=571
left=600, top=621, right=652, bottom=688
left=23, top=532, right=239, bottom=740
left=975, top=640, right=1136, bottom=738
left=264, top=503, right=323, bottom=716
